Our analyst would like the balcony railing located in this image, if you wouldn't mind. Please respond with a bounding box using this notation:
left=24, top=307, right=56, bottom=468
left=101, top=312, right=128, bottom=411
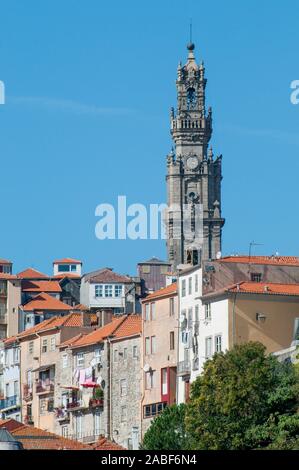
left=89, top=398, right=104, bottom=408
left=23, top=384, right=33, bottom=402
left=177, top=360, right=191, bottom=376
left=54, top=407, right=70, bottom=422
left=66, top=400, right=85, bottom=411
left=36, top=380, right=54, bottom=394
left=0, top=395, right=19, bottom=410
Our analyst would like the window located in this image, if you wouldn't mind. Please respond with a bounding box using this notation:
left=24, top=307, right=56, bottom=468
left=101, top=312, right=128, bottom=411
left=104, top=285, right=113, bottom=297
left=13, top=348, right=20, bottom=364
left=188, top=277, right=192, bottom=295
left=133, top=345, right=138, bottom=358
left=71, top=265, right=77, bottom=272
left=77, top=353, right=84, bottom=368
left=58, top=264, right=70, bottom=272
left=26, top=316, right=31, bottom=324
left=27, top=370, right=32, bottom=388
left=114, top=349, right=118, bottom=362
left=28, top=341, right=34, bottom=354
left=42, top=339, right=48, bottom=353
left=14, top=380, right=18, bottom=396
left=161, top=368, right=168, bottom=395
left=145, top=304, right=150, bottom=321
left=95, top=285, right=103, bottom=297
left=142, top=265, right=150, bottom=274
left=151, top=303, right=156, bottom=320
left=145, top=337, right=150, bottom=355
left=188, top=308, right=193, bottom=329
left=205, top=303, right=211, bottom=321
left=62, top=426, right=68, bottom=438
left=195, top=274, right=198, bottom=292
left=215, top=335, right=222, bottom=353
left=145, top=370, right=155, bottom=389
left=40, top=398, right=47, bottom=414
left=62, top=354, right=68, bottom=368
left=120, top=379, right=127, bottom=396
left=181, top=279, right=186, bottom=297
left=50, top=337, right=56, bottom=351
left=121, top=405, right=127, bottom=422
left=94, top=411, right=101, bottom=436
left=114, top=284, right=123, bottom=297
left=170, top=331, right=175, bottom=350
left=151, top=336, right=156, bottom=354
left=251, top=273, right=262, bottom=282
left=123, top=348, right=127, bottom=360
left=143, top=402, right=167, bottom=418
left=205, top=337, right=213, bottom=358
left=169, top=297, right=174, bottom=316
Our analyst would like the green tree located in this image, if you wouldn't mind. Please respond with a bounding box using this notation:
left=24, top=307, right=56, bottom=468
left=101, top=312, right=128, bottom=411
left=186, top=342, right=299, bottom=450
left=141, top=404, right=188, bottom=450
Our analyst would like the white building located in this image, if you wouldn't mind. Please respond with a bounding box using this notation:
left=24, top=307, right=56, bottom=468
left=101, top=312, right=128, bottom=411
left=53, top=258, right=82, bottom=278
left=80, top=268, right=141, bottom=315
left=177, top=265, right=202, bottom=404
left=0, top=337, right=21, bottom=421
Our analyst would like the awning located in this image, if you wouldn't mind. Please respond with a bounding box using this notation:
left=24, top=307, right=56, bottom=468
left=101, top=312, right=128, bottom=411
left=32, top=363, right=55, bottom=372
left=81, top=381, right=100, bottom=388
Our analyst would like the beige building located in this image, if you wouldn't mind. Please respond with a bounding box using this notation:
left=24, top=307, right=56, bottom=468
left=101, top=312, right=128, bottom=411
left=200, top=282, right=299, bottom=372
left=0, top=268, right=21, bottom=339
left=17, top=313, right=93, bottom=432
left=141, top=283, right=178, bottom=437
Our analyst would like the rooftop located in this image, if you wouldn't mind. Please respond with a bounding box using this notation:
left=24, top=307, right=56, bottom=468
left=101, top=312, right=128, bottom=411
left=83, top=268, right=131, bottom=284
left=53, top=258, right=82, bottom=265
left=203, top=281, right=299, bottom=300
left=22, top=280, right=62, bottom=293
left=21, top=292, right=72, bottom=312
left=218, top=255, right=299, bottom=267
left=142, top=282, right=177, bottom=301
left=17, top=268, right=49, bottom=280
left=16, top=313, right=85, bottom=340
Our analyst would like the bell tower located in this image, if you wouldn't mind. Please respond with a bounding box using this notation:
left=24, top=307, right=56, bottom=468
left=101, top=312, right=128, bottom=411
left=166, top=43, right=225, bottom=270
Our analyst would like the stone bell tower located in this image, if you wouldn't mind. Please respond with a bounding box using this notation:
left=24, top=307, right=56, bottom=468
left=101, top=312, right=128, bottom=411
left=166, top=42, right=225, bottom=270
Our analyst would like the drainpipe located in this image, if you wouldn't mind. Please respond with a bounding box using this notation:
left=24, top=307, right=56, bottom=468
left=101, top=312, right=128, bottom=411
left=176, top=287, right=180, bottom=405
left=231, top=290, right=238, bottom=347
left=106, top=337, right=112, bottom=440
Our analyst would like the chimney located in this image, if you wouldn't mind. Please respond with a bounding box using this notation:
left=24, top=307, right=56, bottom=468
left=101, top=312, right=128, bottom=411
left=96, top=309, right=113, bottom=327
left=82, top=312, right=91, bottom=327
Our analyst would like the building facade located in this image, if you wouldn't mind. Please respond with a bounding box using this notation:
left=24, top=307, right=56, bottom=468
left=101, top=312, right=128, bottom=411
left=0, top=273, right=21, bottom=339
left=166, top=43, right=224, bottom=270
left=177, top=265, right=202, bottom=404
left=137, top=257, right=171, bottom=296
left=0, top=338, right=21, bottom=421
left=141, top=283, right=178, bottom=437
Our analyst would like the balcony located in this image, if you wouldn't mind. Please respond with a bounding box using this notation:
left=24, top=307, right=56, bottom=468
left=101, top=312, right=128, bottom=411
left=177, top=360, right=191, bottom=377
left=36, top=380, right=54, bottom=394
left=0, top=395, right=20, bottom=410
left=89, top=398, right=104, bottom=409
left=23, top=384, right=33, bottom=402
left=66, top=400, right=86, bottom=411
left=54, top=407, right=70, bottom=422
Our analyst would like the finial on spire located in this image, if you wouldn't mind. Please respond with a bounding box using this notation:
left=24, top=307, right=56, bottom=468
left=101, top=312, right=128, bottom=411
left=187, top=18, right=195, bottom=51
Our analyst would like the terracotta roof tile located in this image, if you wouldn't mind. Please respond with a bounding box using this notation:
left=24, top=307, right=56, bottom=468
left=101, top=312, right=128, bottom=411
left=0, top=419, right=25, bottom=432
left=0, top=273, right=17, bottom=280
left=22, top=280, right=62, bottom=293
left=113, top=315, right=141, bottom=339
left=69, top=317, right=126, bottom=348
left=219, top=255, right=299, bottom=267
left=84, top=268, right=131, bottom=283
left=227, top=281, right=299, bottom=296
left=142, top=282, right=177, bottom=301
left=53, top=273, right=81, bottom=280
left=17, top=268, right=49, bottom=279
left=22, top=292, right=72, bottom=312
left=92, top=436, right=125, bottom=450
left=53, top=258, right=82, bottom=264
left=16, top=313, right=84, bottom=340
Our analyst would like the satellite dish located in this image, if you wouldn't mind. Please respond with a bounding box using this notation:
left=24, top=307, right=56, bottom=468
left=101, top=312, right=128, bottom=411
left=216, top=251, right=222, bottom=259
left=143, top=363, right=151, bottom=372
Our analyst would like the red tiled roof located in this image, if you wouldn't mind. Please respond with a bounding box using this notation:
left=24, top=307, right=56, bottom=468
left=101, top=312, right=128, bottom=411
left=16, top=313, right=84, bottom=340
left=72, top=303, right=89, bottom=311
left=142, top=282, right=177, bottom=301
left=17, top=268, right=49, bottom=279
left=53, top=258, right=82, bottom=264
left=7, top=422, right=90, bottom=450
left=69, top=317, right=126, bottom=348
left=59, top=333, right=86, bottom=348
left=22, top=280, right=62, bottom=293
left=22, top=292, right=72, bottom=312
left=84, top=268, right=131, bottom=283
left=0, top=273, right=17, bottom=280
left=92, top=436, right=125, bottom=450
left=203, top=281, right=299, bottom=299
left=113, top=315, right=141, bottom=339
left=0, top=419, right=24, bottom=432
left=219, top=255, right=299, bottom=267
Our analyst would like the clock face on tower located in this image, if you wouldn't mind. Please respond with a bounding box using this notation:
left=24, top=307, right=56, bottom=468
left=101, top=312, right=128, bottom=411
left=186, top=156, right=198, bottom=170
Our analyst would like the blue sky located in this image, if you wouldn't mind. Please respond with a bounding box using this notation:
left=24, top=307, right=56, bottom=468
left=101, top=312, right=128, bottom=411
left=0, top=0, right=299, bottom=276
